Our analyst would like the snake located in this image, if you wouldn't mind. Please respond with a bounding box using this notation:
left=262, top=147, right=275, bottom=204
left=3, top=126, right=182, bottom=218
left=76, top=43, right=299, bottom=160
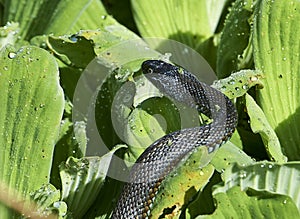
left=111, top=60, right=238, bottom=218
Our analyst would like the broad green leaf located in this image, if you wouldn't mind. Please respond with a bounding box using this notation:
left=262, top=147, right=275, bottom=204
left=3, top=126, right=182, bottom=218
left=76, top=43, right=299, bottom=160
left=211, top=141, right=254, bottom=172
left=132, top=0, right=226, bottom=41
left=3, top=0, right=108, bottom=40
left=196, top=186, right=299, bottom=219
left=0, top=45, right=64, bottom=216
left=47, top=35, right=96, bottom=68
left=214, top=162, right=300, bottom=211
left=131, top=0, right=227, bottom=68
left=245, top=94, right=287, bottom=163
left=59, top=145, right=124, bottom=218
left=216, top=0, right=255, bottom=78
left=253, top=0, right=300, bottom=160
left=46, top=26, right=141, bottom=68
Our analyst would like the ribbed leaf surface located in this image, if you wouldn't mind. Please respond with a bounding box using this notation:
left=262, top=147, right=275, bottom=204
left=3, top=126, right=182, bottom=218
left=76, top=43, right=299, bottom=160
left=253, top=0, right=300, bottom=160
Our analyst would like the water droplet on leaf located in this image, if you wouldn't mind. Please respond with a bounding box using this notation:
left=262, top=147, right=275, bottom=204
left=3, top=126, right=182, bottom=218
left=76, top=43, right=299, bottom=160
left=8, top=52, right=17, bottom=59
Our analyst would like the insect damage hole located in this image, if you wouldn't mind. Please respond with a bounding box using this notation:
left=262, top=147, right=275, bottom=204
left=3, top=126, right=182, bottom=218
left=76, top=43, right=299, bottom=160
left=158, top=205, right=177, bottom=219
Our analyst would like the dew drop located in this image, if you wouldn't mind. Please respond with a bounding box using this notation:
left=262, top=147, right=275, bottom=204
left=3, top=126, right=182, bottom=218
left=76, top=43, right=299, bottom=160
left=268, top=164, right=273, bottom=169
left=242, top=84, right=249, bottom=90
left=8, top=52, right=17, bottom=59
left=3, top=66, right=8, bottom=71
left=228, top=79, right=235, bottom=85
left=239, top=170, right=247, bottom=179
left=69, top=34, right=78, bottom=42
left=114, top=74, right=122, bottom=80
left=250, top=76, right=258, bottom=82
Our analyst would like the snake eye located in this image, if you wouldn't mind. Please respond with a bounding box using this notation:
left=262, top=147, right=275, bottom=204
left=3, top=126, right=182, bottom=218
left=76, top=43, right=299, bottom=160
left=147, top=68, right=153, bottom=74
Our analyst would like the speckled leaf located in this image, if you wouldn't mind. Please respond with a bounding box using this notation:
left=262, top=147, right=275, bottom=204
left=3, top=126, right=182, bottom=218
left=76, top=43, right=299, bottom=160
left=46, top=26, right=141, bottom=68
left=31, top=184, right=67, bottom=218
left=59, top=145, right=124, bottom=218
left=150, top=147, right=215, bottom=218
left=216, top=0, right=255, bottom=78
left=196, top=186, right=299, bottom=219
left=253, top=0, right=300, bottom=160
left=212, top=69, right=263, bottom=99
left=211, top=141, right=254, bottom=172
left=214, top=162, right=300, bottom=211
left=0, top=45, right=64, bottom=216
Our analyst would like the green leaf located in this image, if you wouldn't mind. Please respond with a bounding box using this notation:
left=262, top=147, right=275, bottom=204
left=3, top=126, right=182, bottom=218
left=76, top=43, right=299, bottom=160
left=253, top=0, right=300, bottom=160
left=211, top=69, right=263, bottom=99
left=123, top=98, right=181, bottom=161
left=47, top=35, right=96, bottom=68
left=3, top=0, right=109, bottom=40
left=31, top=184, right=67, bottom=218
left=196, top=186, right=299, bottom=219
left=131, top=0, right=227, bottom=68
left=59, top=145, right=124, bottom=218
left=245, top=94, right=287, bottom=163
left=132, top=0, right=226, bottom=41
left=0, top=45, right=64, bottom=208
left=214, top=162, right=300, bottom=211
left=46, top=27, right=141, bottom=68
left=211, top=141, right=254, bottom=172
left=216, top=0, right=255, bottom=78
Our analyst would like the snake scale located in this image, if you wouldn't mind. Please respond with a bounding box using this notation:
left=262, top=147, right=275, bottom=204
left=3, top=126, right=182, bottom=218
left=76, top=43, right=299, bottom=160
left=111, top=60, right=238, bottom=218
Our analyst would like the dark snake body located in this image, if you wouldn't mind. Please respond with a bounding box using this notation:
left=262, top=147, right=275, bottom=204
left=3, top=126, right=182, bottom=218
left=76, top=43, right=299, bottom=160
left=112, top=60, right=238, bottom=218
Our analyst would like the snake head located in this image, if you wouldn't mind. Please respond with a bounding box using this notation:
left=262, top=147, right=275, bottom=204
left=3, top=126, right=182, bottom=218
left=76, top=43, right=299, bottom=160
left=142, top=60, right=176, bottom=75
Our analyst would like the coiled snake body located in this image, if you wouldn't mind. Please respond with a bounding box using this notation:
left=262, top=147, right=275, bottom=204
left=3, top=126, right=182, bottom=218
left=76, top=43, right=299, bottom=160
left=112, top=60, right=238, bottom=218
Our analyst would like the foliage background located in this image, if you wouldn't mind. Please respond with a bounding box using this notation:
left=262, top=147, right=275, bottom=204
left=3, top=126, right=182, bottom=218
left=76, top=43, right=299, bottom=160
left=0, top=0, right=299, bottom=218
